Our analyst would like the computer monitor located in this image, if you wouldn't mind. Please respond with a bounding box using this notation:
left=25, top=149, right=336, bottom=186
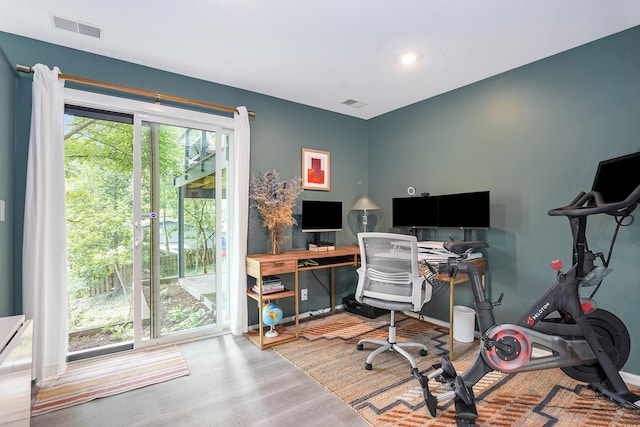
left=392, top=196, right=439, bottom=229
left=301, top=200, right=343, bottom=233
left=591, top=151, right=640, bottom=204
left=437, top=191, right=491, bottom=231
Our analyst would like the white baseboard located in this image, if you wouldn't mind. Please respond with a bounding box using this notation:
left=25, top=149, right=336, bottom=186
left=247, top=304, right=346, bottom=331
left=403, top=311, right=450, bottom=328
left=621, top=371, right=640, bottom=387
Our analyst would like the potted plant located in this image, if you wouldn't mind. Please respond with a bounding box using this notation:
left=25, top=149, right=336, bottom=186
left=250, top=170, right=302, bottom=255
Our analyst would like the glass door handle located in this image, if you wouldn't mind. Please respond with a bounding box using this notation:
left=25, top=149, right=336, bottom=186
left=135, top=212, right=156, bottom=246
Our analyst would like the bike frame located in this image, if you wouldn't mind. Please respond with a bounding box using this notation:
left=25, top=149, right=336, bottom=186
left=440, top=211, right=633, bottom=398
left=421, top=166, right=640, bottom=423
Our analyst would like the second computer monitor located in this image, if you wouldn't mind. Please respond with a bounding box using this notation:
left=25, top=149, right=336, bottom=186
left=392, top=196, right=439, bottom=229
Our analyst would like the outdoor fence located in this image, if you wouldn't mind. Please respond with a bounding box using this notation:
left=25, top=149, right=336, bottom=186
left=89, top=248, right=215, bottom=296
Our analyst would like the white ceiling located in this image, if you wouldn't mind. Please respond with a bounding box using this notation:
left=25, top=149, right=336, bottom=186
left=2, top=1, right=640, bottom=119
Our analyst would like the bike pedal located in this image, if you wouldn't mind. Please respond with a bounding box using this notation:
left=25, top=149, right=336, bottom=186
left=441, top=357, right=458, bottom=380
left=454, top=381, right=478, bottom=422
left=454, top=376, right=473, bottom=405
left=412, top=368, right=438, bottom=417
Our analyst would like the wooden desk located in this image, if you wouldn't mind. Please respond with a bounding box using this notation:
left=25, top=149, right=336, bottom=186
left=420, top=257, right=486, bottom=360
left=245, top=245, right=360, bottom=349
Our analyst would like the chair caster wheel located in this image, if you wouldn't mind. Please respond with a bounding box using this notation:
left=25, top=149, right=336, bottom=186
left=357, top=343, right=364, bottom=351
left=419, top=349, right=428, bottom=356
left=365, top=363, right=372, bottom=370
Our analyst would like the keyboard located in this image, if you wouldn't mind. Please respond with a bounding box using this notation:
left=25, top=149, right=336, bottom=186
left=418, top=251, right=484, bottom=262
left=418, top=253, right=453, bottom=262
left=419, top=247, right=455, bottom=256
left=417, top=241, right=445, bottom=249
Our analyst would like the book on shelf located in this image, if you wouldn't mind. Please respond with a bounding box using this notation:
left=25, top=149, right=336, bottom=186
left=254, top=276, right=284, bottom=294
left=308, top=243, right=335, bottom=251
left=262, top=275, right=282, bottom=285
left=252, top=284, right=285, bottom=294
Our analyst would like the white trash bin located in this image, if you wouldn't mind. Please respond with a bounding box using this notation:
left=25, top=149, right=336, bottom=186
left=453, top=305, right=476, bottom=343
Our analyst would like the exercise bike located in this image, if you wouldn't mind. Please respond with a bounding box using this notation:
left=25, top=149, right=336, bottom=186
left=414, top=176, right=640, bottom=425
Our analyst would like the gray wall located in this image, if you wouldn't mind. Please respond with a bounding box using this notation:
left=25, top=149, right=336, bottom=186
left=0, top=47, right=15, bottom=316
left=367, top=26, right=640, bottom=373
left=1, top=26, right=640, bottom=374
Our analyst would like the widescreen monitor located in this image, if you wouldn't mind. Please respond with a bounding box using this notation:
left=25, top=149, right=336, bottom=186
left=437, top=191, right=490, bottom=229
left=392, top=197, right=439, bottom=228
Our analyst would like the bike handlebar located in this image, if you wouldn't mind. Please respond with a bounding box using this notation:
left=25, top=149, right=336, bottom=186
left=548, top=183, right=640, bottom=218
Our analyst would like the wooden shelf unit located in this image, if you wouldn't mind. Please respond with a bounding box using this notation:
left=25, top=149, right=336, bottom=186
left=245, top=246, right=360, bottom=349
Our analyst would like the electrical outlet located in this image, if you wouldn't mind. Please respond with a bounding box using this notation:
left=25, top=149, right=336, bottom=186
left=300, top=288, right=308, bottom=301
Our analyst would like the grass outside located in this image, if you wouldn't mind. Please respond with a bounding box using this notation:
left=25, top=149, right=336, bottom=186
left=68, top=281, right=215, bottom=352
left=69, top=288, right=132, bottom=333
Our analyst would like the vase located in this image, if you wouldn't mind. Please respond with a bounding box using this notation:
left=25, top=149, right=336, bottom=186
left=268, top=225, right=283, bottom=255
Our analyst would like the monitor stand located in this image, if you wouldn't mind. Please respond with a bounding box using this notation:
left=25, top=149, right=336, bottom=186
left=308, top=231, right=335, bottom=247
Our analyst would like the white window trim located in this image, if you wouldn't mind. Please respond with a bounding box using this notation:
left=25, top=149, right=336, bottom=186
left=64, top=88, right=235, bottom=348
left=64, top=88, right=235, bottom=129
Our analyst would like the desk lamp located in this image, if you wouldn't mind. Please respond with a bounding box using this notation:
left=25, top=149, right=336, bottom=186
left=349, top=195, right=381, bottom=235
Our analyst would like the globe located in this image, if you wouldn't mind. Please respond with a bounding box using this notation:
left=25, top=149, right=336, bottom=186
left=262, top=302, right=283, bottom=338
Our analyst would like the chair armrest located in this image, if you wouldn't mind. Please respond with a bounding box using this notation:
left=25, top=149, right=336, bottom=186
left=355, top=267, right=366, bottom=301
left=411, top=277, right=432, bottom=311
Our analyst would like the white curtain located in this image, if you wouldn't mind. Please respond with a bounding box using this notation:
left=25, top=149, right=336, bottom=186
left=22, top=64, right=68, bottom=381
left=229, top=106, right=250, bottom=335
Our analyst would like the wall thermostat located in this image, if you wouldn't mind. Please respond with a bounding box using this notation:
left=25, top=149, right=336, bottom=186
left=407, top=186, right=416, bottom=196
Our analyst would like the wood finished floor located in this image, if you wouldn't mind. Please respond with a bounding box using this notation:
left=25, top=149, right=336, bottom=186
left=30, top=333, right=369, bottom=427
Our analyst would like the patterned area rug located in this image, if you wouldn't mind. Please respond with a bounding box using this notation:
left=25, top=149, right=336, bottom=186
left=274, top=312, right=640, bottom=426
left=32, top=345, right=189, bottom=416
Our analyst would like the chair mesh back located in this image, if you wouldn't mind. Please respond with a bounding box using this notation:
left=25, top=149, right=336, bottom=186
left=358, top=233, right=419, bottom=303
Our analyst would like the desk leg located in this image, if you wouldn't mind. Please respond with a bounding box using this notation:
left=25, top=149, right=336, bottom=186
left=449, top=273, right=484, bottom=361
left=257, top=303, right=263, bottom=348
left=295, top=270, right=299, bottom=337
left=330, top=267, right=336, bottom=313
left=449, top=277, right=455, bottom=359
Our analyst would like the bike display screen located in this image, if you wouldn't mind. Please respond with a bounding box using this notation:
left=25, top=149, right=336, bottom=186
left=591, top=151, right=640, bottom=203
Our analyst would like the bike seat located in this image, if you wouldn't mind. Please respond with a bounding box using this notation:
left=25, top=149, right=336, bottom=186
left=443, top=240, right=489, bottom=255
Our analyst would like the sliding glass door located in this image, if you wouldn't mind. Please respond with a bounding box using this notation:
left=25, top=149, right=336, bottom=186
left=65, top=89, right=232, bottom=355
left=136, top=118, right=230, bottom=342
left=65, top=106, right=136, bottom=353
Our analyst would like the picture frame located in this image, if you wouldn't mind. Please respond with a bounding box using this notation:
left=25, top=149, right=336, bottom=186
left=302, top=148, right=330, bottom=191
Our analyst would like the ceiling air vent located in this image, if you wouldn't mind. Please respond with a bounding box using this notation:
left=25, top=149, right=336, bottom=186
left=341, top=99, right=367, bottom=109
left=52, top=15, right=102, bottom=39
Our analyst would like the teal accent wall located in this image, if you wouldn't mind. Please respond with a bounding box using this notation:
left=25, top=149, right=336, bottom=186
left=0, top=31, right=368, bottom=324
left=367, top=26, right=640, bottom=373
left=0, top=46, right=15, bottom=316
left=1, top=26, right=639, bottom=374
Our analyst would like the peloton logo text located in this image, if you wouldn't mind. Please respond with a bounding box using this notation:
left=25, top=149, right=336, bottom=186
left=527, top=302, right=551, bottom=327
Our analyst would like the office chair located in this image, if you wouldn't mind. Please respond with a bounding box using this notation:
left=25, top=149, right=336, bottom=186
left=355, top=232, right=433, bottom=371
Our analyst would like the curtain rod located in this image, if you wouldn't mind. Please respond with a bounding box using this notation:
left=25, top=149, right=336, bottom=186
left=16, top=64, right=255, bottom=117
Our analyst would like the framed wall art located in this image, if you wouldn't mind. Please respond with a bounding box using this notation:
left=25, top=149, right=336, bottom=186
left=302, top=148, right=330, bottom=191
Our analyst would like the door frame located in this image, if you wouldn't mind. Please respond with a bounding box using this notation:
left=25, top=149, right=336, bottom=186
left=65, top=88, right=234, bottom=350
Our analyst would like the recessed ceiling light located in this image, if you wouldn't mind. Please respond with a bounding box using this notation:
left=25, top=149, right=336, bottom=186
left=400, top=52, right=418, bottom=65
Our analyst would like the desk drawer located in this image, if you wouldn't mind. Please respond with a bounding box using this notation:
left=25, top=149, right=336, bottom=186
left=260, top=260, right=297, bottom=276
